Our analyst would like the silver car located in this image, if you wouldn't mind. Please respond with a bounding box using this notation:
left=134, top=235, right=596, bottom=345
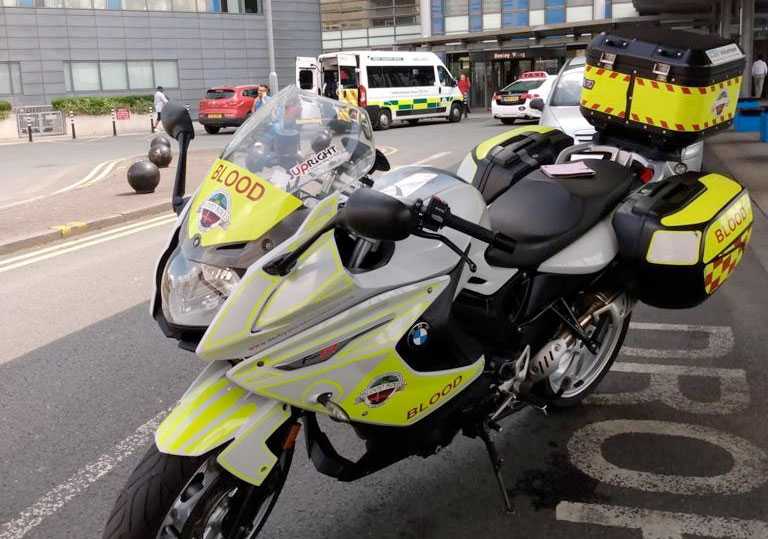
left=532, top=56, right=703, bottom=175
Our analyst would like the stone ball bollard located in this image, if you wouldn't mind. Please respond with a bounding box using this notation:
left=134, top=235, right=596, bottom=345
left=148, top=144, right=173, bottom=168
left=150, top=134, right=172, bottom=149
left=127, top=160, right=160, bottom=194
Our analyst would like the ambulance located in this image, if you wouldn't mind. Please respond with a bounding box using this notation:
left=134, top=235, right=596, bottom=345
left=296, top=51, right=465, bottom=130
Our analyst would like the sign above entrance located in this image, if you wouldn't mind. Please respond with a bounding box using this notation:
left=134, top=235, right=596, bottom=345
left=493, top=51, right=527, bottom=60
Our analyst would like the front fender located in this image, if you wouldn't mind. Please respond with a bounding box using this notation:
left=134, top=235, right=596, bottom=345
left=156, top=362, right=291, bottom=485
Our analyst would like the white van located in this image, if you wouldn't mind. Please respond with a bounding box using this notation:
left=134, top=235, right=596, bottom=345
left=296, top=51, right=465, bottom=130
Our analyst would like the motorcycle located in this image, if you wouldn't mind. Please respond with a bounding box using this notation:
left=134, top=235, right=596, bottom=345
left=103, top=85, right=753, bottom=538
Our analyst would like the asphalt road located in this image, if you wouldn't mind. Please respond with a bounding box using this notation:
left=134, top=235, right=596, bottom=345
left=2, top=119, right=768, bottom=539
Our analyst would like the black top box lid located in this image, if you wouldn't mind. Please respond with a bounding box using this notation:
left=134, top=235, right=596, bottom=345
left=586, top=26, right=745, bottom=87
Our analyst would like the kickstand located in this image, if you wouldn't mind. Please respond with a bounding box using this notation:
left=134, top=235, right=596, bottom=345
left=479, top=423, right=513, bottom=513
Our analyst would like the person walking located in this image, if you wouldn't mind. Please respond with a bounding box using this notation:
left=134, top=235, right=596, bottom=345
left=251, top=84, right=272, bottom=113
left=458, top=73, right=471, bottom=118
left=153, top=86, right=168, bottom=128
left=752, top=56, right=767, bottom=98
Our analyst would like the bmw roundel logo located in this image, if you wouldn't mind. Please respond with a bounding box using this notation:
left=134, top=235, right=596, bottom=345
left=409, top=322, right=430, bottom=347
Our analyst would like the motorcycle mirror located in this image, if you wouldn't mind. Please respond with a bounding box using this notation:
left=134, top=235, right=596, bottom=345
left=529, top=98, right=545, bottom=112
left=161, top=102, right=195, bottom=141
left=371, top=148, right=391, bottom=173
left=160, top=102, right=196, bottom=214
left=343, top=188, right=414, bottom=241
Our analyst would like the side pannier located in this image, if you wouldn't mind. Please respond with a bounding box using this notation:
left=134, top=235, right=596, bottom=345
left=613, top=173, right=752, bottom=308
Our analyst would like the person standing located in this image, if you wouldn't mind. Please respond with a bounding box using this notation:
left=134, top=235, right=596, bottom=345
left=752, top=56, right=767, bottom=98
left=458, top=73, right=471, bottom=118
left=153, top=86, right=168, bottom=127
left=251, top=84, right=272, bottom=113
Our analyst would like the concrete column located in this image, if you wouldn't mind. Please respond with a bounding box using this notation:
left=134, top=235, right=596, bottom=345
left=741, top=0, right=755, bottom=97
left=420, top=0, right=431, bottom=38
left=719, top=0, right=731, bottom=38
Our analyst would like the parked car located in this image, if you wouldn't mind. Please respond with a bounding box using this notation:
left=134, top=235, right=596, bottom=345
left=531, top=56, right=703, bottom=173
left=491, top=71, right=554, bottom=125
left=198, top=85, right=260, bottom=134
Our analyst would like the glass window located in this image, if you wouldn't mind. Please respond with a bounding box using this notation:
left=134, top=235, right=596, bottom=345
left=147, top=0, right=172, bottom=9
left=549, top=64, right=584, bottom=106
left=172, top=0, right=195, bottom=10
left=298, top=70, right=314, bottom=90
left=605, top=0, right=612, bottom=18
left=71, top=62, right=100, bottom=91
left=154, top=61, right=178, bottom=88
left=501, top=79, right=544, bottom=92
left=100, top=62, right=128, bottom=90
left=483, top=0, right=500, bottom=12
left=242, top=0, right=259, bottom=13
left=469, top=0, right=482, bottom=31
left=444, top=0, right=468, bottom=15
left=64, top=63, right=72, bottom=91
left=122, top=0, right=147, bottom=9
left=431, top=0, right=444, bottom=34
left=438, top=65, right=454, bottom=86
left=128, top=61, right=154, bottom=89
left=545, top=0, right=565, bottom=23
left=10, top=63, right=21, bottom=94
left=106, top=0, right=121, bottom=8
left=369, top=66, right=435, bottom=88
left=502, top=0, right=527, bottom=27
left=0, top=65, right=11, bottom=95
left=65, top=0, right=92, bottom=7
left=206, top=88, right=235, bottom=99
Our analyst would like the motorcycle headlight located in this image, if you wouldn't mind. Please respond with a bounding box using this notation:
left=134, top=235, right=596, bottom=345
left=161, top=249, right=240, bottom=327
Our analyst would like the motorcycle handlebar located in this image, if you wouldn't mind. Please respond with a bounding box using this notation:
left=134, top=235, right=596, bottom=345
left=419, top=198, right=517, bottom=254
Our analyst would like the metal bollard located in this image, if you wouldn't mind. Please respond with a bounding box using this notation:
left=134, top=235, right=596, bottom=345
left=111, top=107, right=117, bottom=136
left=149, top=106, right=155, bottom=133
left=26, top=117, right=32, bottom=143
left=70, top=110, right=76, bottom=139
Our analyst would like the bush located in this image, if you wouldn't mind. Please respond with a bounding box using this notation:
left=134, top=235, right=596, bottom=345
left=0, top=100, right=10, bottom=120
left=51, top=95, right=154, bottom=115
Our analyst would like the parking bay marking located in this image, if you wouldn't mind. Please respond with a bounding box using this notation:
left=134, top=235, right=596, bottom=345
left=0, top=410, right=168, bottom=539
left=557, top=501, right=768, bottom=539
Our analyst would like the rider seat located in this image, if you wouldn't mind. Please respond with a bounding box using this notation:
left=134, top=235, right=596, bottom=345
left=485, top=159, right=634, bottom=268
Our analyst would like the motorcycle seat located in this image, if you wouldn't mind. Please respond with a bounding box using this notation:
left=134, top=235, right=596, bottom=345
left=485, top=159, right=634, bottom=268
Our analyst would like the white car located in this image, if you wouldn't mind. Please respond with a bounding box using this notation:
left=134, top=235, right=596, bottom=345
left=491, top=72, right=554, bottom=125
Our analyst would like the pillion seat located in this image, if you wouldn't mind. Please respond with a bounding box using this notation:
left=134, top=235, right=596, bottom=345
left=485, top=159, right=634, bottom=269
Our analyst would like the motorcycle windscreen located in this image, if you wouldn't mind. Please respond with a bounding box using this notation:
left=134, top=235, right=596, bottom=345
left=188, top=158, right=303, bottom=248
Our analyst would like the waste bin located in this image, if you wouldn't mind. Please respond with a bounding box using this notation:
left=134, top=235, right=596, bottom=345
left=760, top=107, right=768, bottom=142
left=735, top=98, right=763, bottom=132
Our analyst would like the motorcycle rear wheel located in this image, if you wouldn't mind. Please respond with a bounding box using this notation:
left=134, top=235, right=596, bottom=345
left=102, top=443, right=292, bottom=539
left=535, top=294, right=632, bottom=408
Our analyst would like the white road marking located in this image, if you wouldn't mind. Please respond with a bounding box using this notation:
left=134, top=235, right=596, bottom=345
left=625, top=322, right=734, bottom=359
left=588, top=362, right=750, bottom=414
left=409, top=151, right=451, bottom=166
left=0, top=214, right=177, bottom=273
left=0, top=410, right=168, bottom=539
left=0, top=158, right=124, bottom=211
left=557, top=502, right=768, bottom=539
left=567, top=420, right=768, bottom=495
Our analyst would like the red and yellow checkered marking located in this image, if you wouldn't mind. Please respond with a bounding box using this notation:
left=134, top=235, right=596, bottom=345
left=581, top=63, right=742, bottom=134
left=704, top=227, right=751, bottom=295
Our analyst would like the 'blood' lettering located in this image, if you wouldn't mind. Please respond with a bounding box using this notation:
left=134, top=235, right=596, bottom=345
left=406, top=375, right=464, bottom=421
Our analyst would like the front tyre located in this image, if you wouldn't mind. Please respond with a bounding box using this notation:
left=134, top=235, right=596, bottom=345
left=449, top=102, right=463, bottom=122
left=103, top=443, right=293, bottom=539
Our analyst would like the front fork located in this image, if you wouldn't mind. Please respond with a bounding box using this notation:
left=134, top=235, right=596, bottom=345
left=155, top=362, right=296, bottom=486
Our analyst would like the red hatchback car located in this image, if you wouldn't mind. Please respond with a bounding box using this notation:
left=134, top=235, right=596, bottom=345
left=198, top=85, right=260, bottom=134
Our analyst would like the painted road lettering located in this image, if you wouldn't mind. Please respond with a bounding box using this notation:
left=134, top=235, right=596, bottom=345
left=557, top=502, right=768, bottom=539
left=587, top=362, right=750, bottom=414
left=567, top=420, right=768, bottom=495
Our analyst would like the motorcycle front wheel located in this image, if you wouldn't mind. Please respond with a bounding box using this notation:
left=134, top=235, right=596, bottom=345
left=103, top=441, right=293, bottom=539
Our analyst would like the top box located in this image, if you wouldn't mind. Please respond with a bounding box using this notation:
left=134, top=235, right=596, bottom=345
left=580, top=27, right=745, bottom=148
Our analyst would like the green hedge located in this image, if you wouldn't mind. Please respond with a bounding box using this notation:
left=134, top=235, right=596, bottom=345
left=51, top=95, right=154, bottom=115
left=0, top=100, right=10, bottom=120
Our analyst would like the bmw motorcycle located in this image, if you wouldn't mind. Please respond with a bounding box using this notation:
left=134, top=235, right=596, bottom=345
left=103, top=86, right=753, bottom=538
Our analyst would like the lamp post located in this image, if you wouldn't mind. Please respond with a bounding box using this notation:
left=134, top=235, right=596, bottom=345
left=265, top=0, right=278, bottom=92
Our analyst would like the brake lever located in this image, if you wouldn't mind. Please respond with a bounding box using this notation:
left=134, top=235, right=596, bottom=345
left=412, top=229, right=477, bottom=272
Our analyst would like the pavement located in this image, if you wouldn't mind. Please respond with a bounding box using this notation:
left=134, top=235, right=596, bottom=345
left=1, top=117, right=768, bottom=539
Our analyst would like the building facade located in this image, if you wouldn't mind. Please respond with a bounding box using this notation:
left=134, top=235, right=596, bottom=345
left=0, top=0, right=321, bottom=109
left=319, top=1, right=646, bottom=109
